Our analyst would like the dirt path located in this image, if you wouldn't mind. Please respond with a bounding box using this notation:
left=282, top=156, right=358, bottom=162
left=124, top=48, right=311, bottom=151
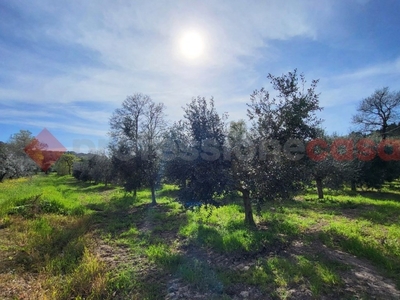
left=290, top=239, right=400, bottom=299
left=163, top=238, right=400, bottom=299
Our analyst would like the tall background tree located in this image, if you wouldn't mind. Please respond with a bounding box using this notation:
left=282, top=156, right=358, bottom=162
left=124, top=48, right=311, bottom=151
left=109, top=94, right=148, bottom=196
left=109, top=93, right=166, bottom=204
left=141, top=100, right=167, bottom=204
left=352, top=87, right=400, bottom=139
left=351, top=87, right=400, bottom=189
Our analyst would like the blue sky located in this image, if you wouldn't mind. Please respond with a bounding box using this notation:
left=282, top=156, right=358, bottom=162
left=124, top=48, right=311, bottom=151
left=1, top=0, right=400, bottom=152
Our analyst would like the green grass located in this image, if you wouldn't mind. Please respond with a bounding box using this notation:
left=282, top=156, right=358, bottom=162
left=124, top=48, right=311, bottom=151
left=146, top=243, right=183, bottom=268
left=0, top=176, right=94, bottom=217
left=1, top=174, right=400, bottom=299
left=220, top=254, right=346, bottom=298
left=179, top=204, right=300, bottom=254
left=0, top=175, right=118, bottom=299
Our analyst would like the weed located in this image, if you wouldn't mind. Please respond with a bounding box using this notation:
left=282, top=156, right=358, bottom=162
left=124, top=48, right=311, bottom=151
left=146, top=243, right=182, bottom=268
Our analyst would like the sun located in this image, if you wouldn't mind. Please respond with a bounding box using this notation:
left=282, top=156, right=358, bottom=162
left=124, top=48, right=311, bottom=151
left=180, top=31, right=204, bottom=60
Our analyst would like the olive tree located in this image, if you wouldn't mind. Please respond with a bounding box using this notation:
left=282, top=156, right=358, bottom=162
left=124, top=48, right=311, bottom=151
left=226, top=120, right=257, bottom=226
left=165, top=97, right=229, bottom=206
left=1, top=130, right=38, bottom=180
left=244, top=70, right=322, bottom=225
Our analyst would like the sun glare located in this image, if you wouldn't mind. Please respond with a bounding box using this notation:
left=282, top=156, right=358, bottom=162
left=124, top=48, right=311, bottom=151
left=180, top=31, right=204, bottom=60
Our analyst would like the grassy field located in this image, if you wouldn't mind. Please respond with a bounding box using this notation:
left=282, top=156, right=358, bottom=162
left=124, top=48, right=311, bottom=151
left=0, top=174, right=399, bottom=299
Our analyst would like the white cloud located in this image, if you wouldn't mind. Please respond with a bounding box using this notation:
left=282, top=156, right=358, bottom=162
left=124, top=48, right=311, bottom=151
left=1, top=117, right=108, bottom=138
left=7, top=0, right=321, bottom=101
left=2, top=0, right=383, bottom=138
left=309, top=56, right=400, bottom=111
left=335, top=58, right=400, bottom=81
left=0, top=108, right=51, bottom=119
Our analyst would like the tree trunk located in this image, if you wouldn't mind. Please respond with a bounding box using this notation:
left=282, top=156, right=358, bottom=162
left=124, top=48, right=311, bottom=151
left=351, top=180, right=356, bottom=192
left=151, top=184, right=157, bottom=205
left=134, top=188, right=137, bottom=197
left=316, top=177, right=324, bottom=199
left=241, top=189, right=256, bottom=228
left=382, top=122, right=388, bottom=140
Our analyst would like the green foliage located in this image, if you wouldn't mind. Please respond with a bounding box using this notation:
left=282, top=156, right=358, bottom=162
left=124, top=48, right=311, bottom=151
left=240, top=70, right=323, bottom=223
left=0, top=130, right=38, bottom=181
left=166, top=97, right=229, bottom=206
left=56, top=153, right=78, bottom=175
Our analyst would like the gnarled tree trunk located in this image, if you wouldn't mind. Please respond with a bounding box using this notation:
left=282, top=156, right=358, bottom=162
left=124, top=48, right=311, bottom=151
left=351, top=180, right=356, bottom=192
left=150, top=184, right=157, bottom=205
left=241, top=188, right=256, bottom=228
left=316, top=177, right=324, bottom=199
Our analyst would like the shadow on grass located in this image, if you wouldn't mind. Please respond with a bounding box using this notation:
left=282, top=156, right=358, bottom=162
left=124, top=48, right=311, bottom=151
left=82, top=191, right=189, bottom=299
left=359, top=190, right=400, bottom=202
left=80, top=180, right=400, bottom=297
left=12, top=216, right=90, bottom=274
left=183, top=216, right=299, bottom=257
left=100, top=198, right=298, bottom=296
left=87, top=192, right=188, bottom=236
left=223, top=253, right=347, bottom=298
left=63, top=178, right=117, bottom=193
left=108, top=265, right=170, bottom=300
left=340, top=203, right=400, bottom=226
left=299, top=197, right=400, bottom=226
left=156, top=187, right=180, bottom=199
left=319, top=229, right=400, bottom=288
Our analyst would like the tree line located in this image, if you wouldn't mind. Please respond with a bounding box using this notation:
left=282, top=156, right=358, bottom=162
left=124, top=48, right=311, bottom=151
left=2, top=70, right=400, bottom=227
